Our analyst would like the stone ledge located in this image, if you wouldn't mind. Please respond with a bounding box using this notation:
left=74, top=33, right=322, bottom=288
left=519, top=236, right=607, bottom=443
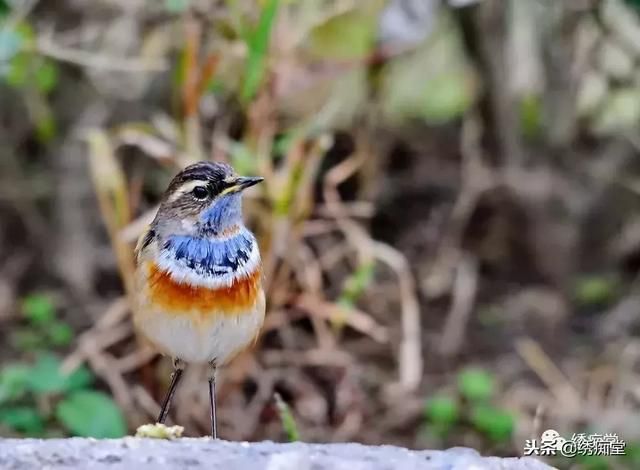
left=0, top=438, right=556, bottom=470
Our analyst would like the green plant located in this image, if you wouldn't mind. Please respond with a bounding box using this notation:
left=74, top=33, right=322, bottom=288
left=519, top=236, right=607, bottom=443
left=240, top=0, right=279, bottom=103
left=0, top=17, right=59, bottom=142
left=333, top=262, right=376, bottom=330
left=457, top=368, right=495, bottom=403
left=425, top=395, right=459, bottom=425
left=274, top=392, right=300, bottom=442
left=423, top=368, right=515, bottom=445
left=56, top=390, right=126, bottom=438
left=469, top=405, right=514, bottom=443
left=338, top=262, right=376, bottom=308
left=519, top=94, right=542, bottom=139
left=574, top=275, right=618, bottom=307
left=423, top=395, right=460, bottom=438
left=0, top=291, right=125, bottom=438
left=0, top=353, right=126, bottom=438
left=0, top=406, right=44, bottom=434
left=11, top=294, right=73, bottom=351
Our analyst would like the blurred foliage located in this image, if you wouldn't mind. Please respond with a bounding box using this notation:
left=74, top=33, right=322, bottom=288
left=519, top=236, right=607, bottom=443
left=457, top=368, right=495, bottom=403
left=240, top=0, right=279, bottom=103
left=518, top=94, right=542, bottom=140
left=308, top=9, right=376, bottom=60
left=381, top=14, right=475, bottom=124
left=11, top=294, right=72, bottom=351
left=56, top=390, right=126, bottom=439
left=274, top=393, right=300, bottom=442
left=0, top=18, right=58, bottom=142
left=0, top=291, right=125, bottom=438
left=573, top=275, right=619, bottom=308
left=0, top=351, right=125, bottom=438
left=424, top=395, right=459, bottom=437
left=422, top=368, right=514, bottom=445
left=2, top=1, right=640, bottom=468
left=335, top=261, right=376, bottom=329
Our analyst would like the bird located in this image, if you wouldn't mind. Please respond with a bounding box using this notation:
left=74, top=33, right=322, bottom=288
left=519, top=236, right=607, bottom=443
left=132, top=161, right=265, bottom=439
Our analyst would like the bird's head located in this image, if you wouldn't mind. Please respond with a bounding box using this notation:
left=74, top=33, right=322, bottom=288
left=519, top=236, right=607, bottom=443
left=154, top=161, right=263, bottom=239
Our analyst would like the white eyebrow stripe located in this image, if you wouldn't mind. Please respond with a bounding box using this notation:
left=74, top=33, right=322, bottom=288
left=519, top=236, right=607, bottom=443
left=167, top=180, right=208, bottom=202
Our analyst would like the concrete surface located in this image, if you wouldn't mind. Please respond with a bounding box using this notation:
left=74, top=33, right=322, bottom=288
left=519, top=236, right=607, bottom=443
left=0, top=438, right=557, bottom=470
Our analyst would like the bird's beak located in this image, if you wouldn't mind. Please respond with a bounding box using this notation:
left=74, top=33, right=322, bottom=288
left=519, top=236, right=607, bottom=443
left=224, top=176, right=264, bottom=194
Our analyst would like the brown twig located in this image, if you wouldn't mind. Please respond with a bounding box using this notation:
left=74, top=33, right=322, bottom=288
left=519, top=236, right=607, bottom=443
left=438, top=255, right=479, bottom=357
left=295, top=294, right=389, bottom=344
left=372, top=241, right=422, bottom=392
left=515, top=337, right=582, bottom=418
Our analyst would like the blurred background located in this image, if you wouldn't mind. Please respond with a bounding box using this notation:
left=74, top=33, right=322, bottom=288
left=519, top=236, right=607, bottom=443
left=1, top=0, right=640, bottom=467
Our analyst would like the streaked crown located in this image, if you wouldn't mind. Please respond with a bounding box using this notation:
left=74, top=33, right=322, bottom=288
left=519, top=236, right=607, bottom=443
left=155, top=162, right=262, bottom=236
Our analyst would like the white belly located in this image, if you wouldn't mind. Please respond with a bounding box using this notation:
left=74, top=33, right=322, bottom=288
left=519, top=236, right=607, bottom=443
left=135, top=294, right=265, bottom=365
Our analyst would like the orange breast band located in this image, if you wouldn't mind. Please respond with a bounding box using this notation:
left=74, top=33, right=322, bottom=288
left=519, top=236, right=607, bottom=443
left=147, top=263, right=261, bottom=315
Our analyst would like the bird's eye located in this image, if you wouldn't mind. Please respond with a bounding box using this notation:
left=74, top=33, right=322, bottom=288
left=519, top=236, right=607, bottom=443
left=192, top=186, right=210, bottom=200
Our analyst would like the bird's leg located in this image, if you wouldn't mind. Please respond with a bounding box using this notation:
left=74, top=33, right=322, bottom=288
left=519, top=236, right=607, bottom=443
left=208, top=361, right=217, bottom=439
left=157, top=358, right=184, bottom=424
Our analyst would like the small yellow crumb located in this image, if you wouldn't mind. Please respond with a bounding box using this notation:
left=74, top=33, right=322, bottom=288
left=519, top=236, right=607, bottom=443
left=135, top=423, right=184, bottom=439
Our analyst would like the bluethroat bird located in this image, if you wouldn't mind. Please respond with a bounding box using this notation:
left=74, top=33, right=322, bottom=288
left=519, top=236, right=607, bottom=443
left=133, top=161, right=265, bottom=438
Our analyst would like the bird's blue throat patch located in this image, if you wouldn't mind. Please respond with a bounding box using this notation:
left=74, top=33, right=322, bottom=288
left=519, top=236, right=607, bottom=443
left=199, top=194, right=242, bottom=237
left=163, top=230, right=254, bottom=277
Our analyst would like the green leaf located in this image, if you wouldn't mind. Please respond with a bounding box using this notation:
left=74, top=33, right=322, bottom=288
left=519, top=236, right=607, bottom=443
left=56, top=390, right=127, bottom=438
left=35, top=112, right=57, bottom=143
left=0, top=364, right=31, bottom=403
left=274, top=392, right=299, bottom=442
left=62, top=366, right=94, bottom=391
left=307, top=9, right=375, bottom=60
left=4, top=52, right=29, bottom=87
left=48, top=321, right=74, bottom=347
left=339, top=262, right=375, bottom=304
left=26, top=353, right=93, bottom=394
left=21, top=294, right=55, bottom=326
left=240, top=0, right=279, bottom=103
left=0, top=406, right=44, bottom=434
left=519, top=94, right=542, bottom=139
left=14, top=22, right=35, bottom=44
left=574, top=276, right=617, bottom=307
left=470, top=405, right=514, bottom=442
left=35, top=60, right=59, bottom=94
left=457, top=368, right=495, bottom=402
left=424, top=395, right=459, bottom=426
